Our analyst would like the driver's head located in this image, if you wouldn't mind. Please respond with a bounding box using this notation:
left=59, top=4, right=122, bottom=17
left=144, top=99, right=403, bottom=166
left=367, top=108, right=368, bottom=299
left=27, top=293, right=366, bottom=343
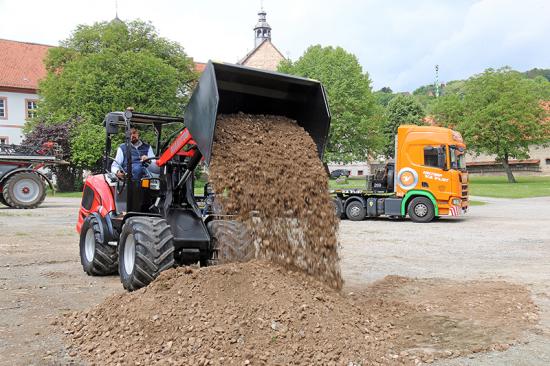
left=130, top=128, right=140, bottom=144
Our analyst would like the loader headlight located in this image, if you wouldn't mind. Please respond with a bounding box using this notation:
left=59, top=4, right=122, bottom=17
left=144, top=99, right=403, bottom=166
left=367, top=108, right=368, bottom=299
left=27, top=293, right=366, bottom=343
left=149, top=179, right=161, bottom=190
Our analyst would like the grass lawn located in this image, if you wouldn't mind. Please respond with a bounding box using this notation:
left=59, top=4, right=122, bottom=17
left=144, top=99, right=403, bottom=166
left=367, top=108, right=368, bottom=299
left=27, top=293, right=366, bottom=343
left=469, top=200, right=487, bottom=206
left=469, top=176, right=550, bottom=199
left=47, top=190, right=83, bottom=198
left=329, top=177, right=367, bottom=190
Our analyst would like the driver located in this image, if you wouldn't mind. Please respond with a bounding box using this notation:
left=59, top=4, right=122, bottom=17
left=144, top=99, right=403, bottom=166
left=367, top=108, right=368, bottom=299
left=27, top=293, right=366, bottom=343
left=111, top=128, right=156, bottom=180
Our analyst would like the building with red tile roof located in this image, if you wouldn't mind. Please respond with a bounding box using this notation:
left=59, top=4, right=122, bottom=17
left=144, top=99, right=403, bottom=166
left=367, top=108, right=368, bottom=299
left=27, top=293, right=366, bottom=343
left=0, top=39, right=52, bottom=144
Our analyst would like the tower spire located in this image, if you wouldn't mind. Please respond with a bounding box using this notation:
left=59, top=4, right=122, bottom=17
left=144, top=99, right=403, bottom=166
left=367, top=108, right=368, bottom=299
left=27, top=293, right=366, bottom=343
left=253, top=6, right=272, bottom=48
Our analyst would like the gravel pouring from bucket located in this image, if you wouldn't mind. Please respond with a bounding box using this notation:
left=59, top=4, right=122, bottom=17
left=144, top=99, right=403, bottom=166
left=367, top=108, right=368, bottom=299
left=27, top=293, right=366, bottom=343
left=184, top=61, right=331, bottom=165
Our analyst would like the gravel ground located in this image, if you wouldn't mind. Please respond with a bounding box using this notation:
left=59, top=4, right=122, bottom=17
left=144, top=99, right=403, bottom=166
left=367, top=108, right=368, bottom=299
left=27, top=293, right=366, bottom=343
left=340, top=195, right=550, bottom=365
left=1, top=196, right=549, bottom=365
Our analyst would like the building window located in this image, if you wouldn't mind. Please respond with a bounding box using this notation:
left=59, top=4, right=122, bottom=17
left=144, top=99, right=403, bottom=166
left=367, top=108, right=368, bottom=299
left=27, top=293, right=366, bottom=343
left=0, top=97, right=7, bottom=119
left=358, top=170, right=364, bottom=176
left=546, top=158, right=550, bottom=165
left=0, top=136, right=8, bottom=144
left=26, top=99, right=38, bottom=119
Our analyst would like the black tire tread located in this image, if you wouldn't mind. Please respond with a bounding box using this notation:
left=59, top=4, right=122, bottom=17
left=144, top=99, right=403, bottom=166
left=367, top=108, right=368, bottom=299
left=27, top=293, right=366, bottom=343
left=207, top=220, right=255, bottom=265
left=119, top=217, right=175, bottom=291
left=0, top=193, right=10, bottom=207
left=3, top=172, right=46, bottom=209
left=407, top=196, right=435, bottom=223
left=80, top=217, right=118, bottom=276
left=346, top=201, right=366, bottom=221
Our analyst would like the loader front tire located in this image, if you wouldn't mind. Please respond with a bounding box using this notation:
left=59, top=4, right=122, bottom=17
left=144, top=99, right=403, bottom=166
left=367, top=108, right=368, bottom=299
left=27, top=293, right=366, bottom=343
left=3, top=172, right=46, bottom=209
left=207, top=220, right=255, bottom=265
left=79, top=216, right=118, bottom=276
left=118, top=217, right=175, bottom=291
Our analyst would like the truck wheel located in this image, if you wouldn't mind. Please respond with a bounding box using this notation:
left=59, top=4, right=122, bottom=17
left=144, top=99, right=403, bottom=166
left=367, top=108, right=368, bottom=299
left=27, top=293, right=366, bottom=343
left=333, top=198, right=344, bottom=219
left=3, top=172, right=46, bottom=209
left=345, top=201, right=366, bottom=221
left=408, top=196, right=435, bottom=223
left=118, top=217, right=175, bottom=291
left=207, top=220, right=255, bottom=265
left=79, top=216, right=118, bottom=276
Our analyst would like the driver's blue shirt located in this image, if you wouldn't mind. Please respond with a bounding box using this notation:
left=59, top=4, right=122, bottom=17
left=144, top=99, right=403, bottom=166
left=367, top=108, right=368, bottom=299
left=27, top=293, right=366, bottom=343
left=111, top=141, right=156, bottom=179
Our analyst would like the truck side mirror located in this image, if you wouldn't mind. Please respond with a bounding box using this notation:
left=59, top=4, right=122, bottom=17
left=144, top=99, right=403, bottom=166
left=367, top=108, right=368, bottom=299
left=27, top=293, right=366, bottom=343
left=437, top=147, right=448, bottom=170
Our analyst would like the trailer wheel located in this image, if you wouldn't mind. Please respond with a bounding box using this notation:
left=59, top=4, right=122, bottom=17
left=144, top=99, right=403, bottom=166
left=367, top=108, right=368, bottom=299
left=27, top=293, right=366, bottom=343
left=333, top=198, right=345, bottom=219
left=3, top=172, right=46, bottom=209
left=407, top=196, right=435, bottom=223
left=118, top=217, right=175, bottom=291
left=79, top=216, right=118, bottom=276
left=345, top=201, right=366, bottom=221
left=207, top=220, right=255, bottom=265
left=0, top=193, right=10, bottom=207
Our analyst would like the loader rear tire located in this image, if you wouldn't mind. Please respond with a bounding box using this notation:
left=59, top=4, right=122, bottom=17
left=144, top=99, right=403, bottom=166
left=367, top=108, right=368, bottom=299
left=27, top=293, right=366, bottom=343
left=79, top=216, right=118, bottom=276
left=118, top=217, right=175, bottom=291
left=3, top=172, right=46, bottom=209
left=207, top=220, right=255, bottom=265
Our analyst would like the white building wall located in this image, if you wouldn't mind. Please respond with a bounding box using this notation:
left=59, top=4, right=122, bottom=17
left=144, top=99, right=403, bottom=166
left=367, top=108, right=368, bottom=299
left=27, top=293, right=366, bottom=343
left=0, top=90, right=38, bottom=144
left=328, top=162, right=371, bottom=177
left=466, top=144, right=550, bottom=175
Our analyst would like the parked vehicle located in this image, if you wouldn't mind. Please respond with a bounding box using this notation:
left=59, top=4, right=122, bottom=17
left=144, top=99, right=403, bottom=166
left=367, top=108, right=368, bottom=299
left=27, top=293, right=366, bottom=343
left=0, top=143, right=63, bottom=208
left=332, top=125, right=468, bottom=223
left=330, top=169, right=351, bottom=179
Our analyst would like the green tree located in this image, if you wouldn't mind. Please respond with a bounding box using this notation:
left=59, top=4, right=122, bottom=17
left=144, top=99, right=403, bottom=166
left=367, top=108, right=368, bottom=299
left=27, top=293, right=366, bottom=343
left=278, top=45, right=383, bottom=163
left=382, top=94, right=426, bottom=158
left=374, top=87, right=396, bottom=107
left=433, top=67, right=550, bottom=183
left=34, top=19, right=196, bottom=171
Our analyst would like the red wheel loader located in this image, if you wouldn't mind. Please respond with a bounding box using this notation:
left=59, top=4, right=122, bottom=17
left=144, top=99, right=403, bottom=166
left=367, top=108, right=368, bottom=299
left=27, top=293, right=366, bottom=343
left=76, top=61, right=331, bottom=291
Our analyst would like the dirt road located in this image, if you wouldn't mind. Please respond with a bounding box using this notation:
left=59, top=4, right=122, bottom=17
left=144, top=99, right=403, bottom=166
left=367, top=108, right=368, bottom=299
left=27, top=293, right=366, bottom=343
left=1, top=196, right=549, bottom=365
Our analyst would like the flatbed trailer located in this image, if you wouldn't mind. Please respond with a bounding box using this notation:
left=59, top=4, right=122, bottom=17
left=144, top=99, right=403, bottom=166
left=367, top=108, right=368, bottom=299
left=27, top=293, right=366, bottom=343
left=0, top=143, right=65, bottom=209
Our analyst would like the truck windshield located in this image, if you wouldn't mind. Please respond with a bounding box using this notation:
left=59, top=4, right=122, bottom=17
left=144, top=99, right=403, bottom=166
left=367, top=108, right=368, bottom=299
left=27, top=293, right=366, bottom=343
left=449, top=145, right=466, bottom=170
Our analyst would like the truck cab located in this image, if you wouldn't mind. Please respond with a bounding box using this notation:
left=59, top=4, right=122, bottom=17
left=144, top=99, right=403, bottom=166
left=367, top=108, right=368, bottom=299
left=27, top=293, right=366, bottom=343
left=332, top=125, right=468, bottom=223
left=394, top=125, right=468, bottom=219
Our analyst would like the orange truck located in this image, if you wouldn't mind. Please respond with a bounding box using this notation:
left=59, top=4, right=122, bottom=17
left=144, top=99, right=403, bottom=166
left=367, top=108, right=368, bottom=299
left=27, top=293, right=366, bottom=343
left=332, top=125, right=468, bottom=223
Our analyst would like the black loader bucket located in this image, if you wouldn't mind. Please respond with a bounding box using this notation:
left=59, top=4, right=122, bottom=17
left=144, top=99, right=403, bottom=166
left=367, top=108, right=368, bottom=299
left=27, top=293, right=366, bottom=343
left=184, top=61, right=331, bottom=165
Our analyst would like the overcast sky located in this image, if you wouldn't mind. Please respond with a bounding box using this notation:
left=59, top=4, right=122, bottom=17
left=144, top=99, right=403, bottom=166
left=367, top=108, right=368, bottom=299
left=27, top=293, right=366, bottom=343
left=1, top=0, right=548, bottom=91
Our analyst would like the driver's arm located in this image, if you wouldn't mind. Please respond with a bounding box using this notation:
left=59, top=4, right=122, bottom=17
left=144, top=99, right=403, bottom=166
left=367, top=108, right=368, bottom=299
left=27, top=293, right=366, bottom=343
left=111, top=146, right=124, bottom=175
left=145, top=145, right=160, bottom=174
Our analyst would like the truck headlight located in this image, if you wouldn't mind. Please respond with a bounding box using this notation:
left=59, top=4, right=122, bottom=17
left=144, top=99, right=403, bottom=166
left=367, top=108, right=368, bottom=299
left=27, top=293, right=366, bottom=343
left=150, top=179, right=161, bottom=190
left=452, top=198, right=461, bottom=206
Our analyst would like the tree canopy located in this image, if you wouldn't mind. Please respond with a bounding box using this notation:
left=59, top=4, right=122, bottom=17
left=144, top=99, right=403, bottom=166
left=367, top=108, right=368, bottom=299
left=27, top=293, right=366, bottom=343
left=278, top=45, right=382, bottom=163
left=382, top=94, right=426, bottom=158
left=432, top=67, right=550, bottom=182
left=34, top=19, right=196, bottom=169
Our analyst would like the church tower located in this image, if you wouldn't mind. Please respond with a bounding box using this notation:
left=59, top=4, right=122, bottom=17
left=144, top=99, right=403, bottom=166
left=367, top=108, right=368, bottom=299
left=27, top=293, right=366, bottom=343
left=239, top=6, right=285, bottom=71
left=254, top=8, right=272, bottom=47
